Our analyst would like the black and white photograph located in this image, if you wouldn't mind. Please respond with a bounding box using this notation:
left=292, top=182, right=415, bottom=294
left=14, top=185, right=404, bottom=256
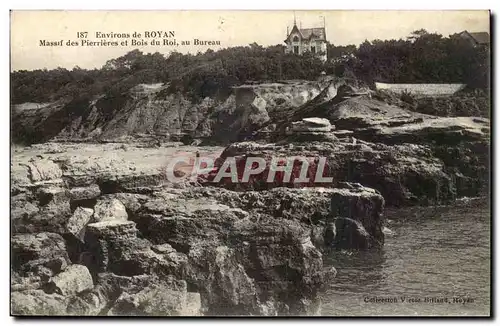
left=9, top=9, right=491, bottom=317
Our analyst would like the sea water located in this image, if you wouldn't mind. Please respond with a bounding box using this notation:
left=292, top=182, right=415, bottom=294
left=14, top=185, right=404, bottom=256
left=321, top=201, right=491, bottom=316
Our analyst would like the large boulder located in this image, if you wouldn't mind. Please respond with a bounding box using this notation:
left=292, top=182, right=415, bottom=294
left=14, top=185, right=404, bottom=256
left=83, top=220, right=139, bottom=274
left=66, top=273, right=156, bottom=315
left=12, top=186, right=72, bottom=234
left=100, top=193, right=148, bottom=214
left=85, top=220, right=138, bottom=240
left=66, top=207, right=94, bottom=241
left=11, top=290, right=67, bottom=316
left=26, top=160, right=63, bottom=183
left=333, top=218, right=374, bottom=249
left=11, top=193, right=40, bottom=233
left=92, top=198, right=128, bottom=223
left=291, top=117, right=332, bottom=132
left=107, top=283, right=201, bottom=316
left=330, top=183, right=385, bottom=246
left=11, top=232, right=70, bottom=277
left=83, top=219, right=188, bottom=282
left=231, top=218, right=326, bottom=315
left=45, top=264, right=94, bottom=296
left=185, top=244, right=260, bottom=315
left=69, top=184, right=101, bottom=201
left=137, top=196, right=246, bottom=250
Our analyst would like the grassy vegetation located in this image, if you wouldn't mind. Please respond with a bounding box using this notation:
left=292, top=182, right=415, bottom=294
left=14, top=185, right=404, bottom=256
left=373, top=88, right=490, bottom=118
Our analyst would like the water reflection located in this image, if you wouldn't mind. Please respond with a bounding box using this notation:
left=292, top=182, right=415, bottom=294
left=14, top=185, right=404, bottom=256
left=320, top=203, right=490, bottom=316
left=324, top=248, right=388, bottom=293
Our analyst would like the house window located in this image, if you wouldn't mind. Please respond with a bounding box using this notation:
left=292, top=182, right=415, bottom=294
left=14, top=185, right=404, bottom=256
left=293, top=46, right=299, bottom=54
left=293, top=36, right=299, bottom=42
left=311, top=46, right=316, bottom=54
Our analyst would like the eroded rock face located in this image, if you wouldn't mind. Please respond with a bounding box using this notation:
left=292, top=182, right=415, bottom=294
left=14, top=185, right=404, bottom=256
left=10, top=77, right=490, bottom=317
left=66, top=207, right=93, bottom=241
left=10, top=138, right=390, bottom=317
left=9, top=182, right=382, bottom=316
left=10, top=139, right=389, bottom=316
left=26, top=160, right=63, bottom=183
left=5, top=182, right=372, bottom=316
left=230, top=219, right=325, bottom=315
left=333, top=218, right=373, bottom=249
left=330, top=184, right=385, bottom=246
left=11, top=232, right=70, bottom=277
left=92, top=198, right=128, bottom=223
left=125, top=185, right=379, bottom=314
left=65, top=273, right=158, bottom=315
left=12, top=185, right=72, bottom=234
left=13, top=81, right=335, bottom=145
left=252, top=86, right=488, bottom=203
left=69, top=184, right=101, bottom=201
left=185, top=244, right=259, bottom=315
left=201, top=139, right=472, bottom=206
left=11, top=290, right=67, bottom=316
left=45, top=264, right=94, bottom=296
left=83, top=220, right=140, bottom=274
left=107, top=284, right=202, bottom=316
left=292, top=117, right=332, bottom=132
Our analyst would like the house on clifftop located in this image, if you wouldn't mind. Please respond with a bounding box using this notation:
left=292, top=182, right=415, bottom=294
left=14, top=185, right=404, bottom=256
left=284, top=21, right=328, bottom=62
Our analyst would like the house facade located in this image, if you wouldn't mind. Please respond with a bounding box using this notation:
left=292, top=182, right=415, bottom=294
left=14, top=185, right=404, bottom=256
left=284, top=23, right=327, bottom=62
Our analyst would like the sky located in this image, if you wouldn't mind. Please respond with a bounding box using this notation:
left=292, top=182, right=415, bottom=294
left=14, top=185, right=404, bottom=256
left=10, top=10, right=490, bottom=71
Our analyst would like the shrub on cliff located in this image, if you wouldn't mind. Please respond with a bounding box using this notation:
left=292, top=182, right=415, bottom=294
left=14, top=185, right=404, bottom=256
left=373, top=88, right=490, bottom=118
left=342, top=30, right=489, bottom=91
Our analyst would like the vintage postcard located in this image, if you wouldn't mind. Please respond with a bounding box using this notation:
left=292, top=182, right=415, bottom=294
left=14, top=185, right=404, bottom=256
left=10, top=10, right=491, bottom=317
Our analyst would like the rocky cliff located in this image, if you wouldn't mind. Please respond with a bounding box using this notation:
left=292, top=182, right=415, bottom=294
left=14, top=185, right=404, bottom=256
left=229, top=85, right=490, bottom=206
left=11, top=142, right=386, bottom=316
left=10, top=78, right=490, bottom=316
left=11, top=80, right=337, bottom=145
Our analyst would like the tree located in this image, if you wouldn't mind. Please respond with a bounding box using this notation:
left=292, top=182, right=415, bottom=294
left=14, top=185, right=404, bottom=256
left=10, top=30, right=490, bottom=106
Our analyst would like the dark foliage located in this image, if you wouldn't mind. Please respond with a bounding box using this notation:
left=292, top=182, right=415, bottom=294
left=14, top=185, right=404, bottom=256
left=373, top=88, right=490, bottom=118
left=11, top=30, right=489, bottom=105
left=335, top=30, right=489, bottom=90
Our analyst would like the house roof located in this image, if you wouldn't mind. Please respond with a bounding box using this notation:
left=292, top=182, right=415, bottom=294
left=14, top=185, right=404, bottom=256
left=285, top=25, right=326, bottom=42
left=299, top=28, right=326, bottom=40
left=460, top=31, right=490, bottom=44
left=469, top=32, right=490, bottom=44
